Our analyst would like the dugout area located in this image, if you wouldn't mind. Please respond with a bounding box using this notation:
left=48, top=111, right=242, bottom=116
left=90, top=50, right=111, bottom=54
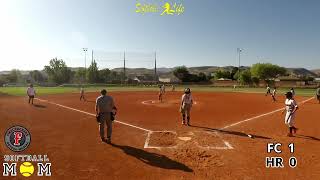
left=0, top=91, right=319, bottom=179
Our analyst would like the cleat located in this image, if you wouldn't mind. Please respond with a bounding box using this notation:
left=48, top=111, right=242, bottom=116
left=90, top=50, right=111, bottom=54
left=287, top=133, right=294, bottom=137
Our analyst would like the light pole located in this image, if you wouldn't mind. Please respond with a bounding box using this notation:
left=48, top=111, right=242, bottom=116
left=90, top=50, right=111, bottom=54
left=237, top=48, right=242, bottom=84
left=82, top=48, right=88, bottom=83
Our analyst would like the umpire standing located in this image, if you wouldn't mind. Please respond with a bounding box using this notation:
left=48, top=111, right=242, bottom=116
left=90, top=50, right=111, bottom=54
left=95, top=89, right=116, bottom=144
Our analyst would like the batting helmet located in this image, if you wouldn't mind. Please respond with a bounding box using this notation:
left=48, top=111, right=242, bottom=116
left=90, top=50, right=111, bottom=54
left=184, top=88, right=191, bottom=94
left=101, top=89, right=107, bottom=95
left=285, top=91, right=293, bottom=99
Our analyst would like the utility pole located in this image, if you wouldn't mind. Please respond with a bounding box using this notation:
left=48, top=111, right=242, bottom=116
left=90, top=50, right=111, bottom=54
left=123, top=51, right=126, bottom=84
left=82, top=48, right=88, bottom=83
left=92, top=50, right=94, bottom=63
left=154, top=51, right=157, bottom=83
left=237, top=48, right=242, bottom=84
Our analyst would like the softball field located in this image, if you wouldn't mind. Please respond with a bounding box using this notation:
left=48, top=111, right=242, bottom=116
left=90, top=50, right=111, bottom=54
left=0, top=89, right=319, bottom=179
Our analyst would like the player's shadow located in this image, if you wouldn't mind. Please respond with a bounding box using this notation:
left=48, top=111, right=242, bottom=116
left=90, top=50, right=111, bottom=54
left=110, top=143, right=193, bottom=172
left=33, top=104, right=46, bottom=108
left=295, top=135, right=320, bottom=142
left=190, top=125, right=272, bottom=140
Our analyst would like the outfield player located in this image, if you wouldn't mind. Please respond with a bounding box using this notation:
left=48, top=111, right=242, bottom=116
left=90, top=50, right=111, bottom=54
left=282, top=92, right=299, bottom=137
left=158, top=85, right=164, bottom=102
left=162, top=84, right=166, bottom=94
left=316, top=85, right=320, bottom=104
left=271, top=87, right=277, bottom=102
left=172, top=84, right=175, bottom=92
left=290, top=88, right=295, bottom=97
left=180, top=88, right=193, bottom=126
left=265, top=84, right=271, bottom=96
left=95, top=89, right=116, bottom=144
left=27, top=84, right=36, bottom=105
left=80, top=87, right=86, bottom=101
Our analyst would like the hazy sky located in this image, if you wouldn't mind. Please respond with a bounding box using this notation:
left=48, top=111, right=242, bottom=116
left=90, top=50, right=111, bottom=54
left=1, top=0, right=320, bottom=71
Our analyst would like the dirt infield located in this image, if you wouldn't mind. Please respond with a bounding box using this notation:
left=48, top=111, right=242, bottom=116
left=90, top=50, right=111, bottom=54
left=1, top=91, right=319, bottom=179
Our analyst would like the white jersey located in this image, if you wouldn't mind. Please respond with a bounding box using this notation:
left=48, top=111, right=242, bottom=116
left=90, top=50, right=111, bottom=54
left=272, top=89, right=277, bottom=96
left=290, top=90, right=295, bottom=96
left=80, top=88, right=84, bottom=94
left=181, top=94, right=193, bottom=105
left=285, top=98, right=298, bottom=127
left=316, top=88, right=320, bottom=96
left=159, top=87, right=164, bottom=94
left=27, top=87, right=35, bottom=96
left=162, top=85, right=165, bottom=93
left=285, top=99, right=298, bottom=112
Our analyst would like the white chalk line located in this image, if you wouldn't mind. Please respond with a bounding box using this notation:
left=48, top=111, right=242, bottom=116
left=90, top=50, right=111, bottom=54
left=35, top=98, right=151, bottom=132
left=194, top=131, right=234, bottom=150
left=141, top=100, right=198, bottom=105
left=36, top=97, right=315, bottom=150
left=35, top=98, right=232, bottom=150
left=144, top=131, right=179, bottom=149
left=220, top=96, right=315, bottom=130
left=144, top=130, right=233, bottom=150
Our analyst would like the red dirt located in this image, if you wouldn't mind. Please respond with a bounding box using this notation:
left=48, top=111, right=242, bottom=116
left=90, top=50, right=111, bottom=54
left=148, top=132, right=177, bottom=147
left=0, top=91, right=319, bottom=179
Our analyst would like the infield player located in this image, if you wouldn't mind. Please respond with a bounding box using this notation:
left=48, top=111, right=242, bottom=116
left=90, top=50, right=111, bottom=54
left=95, top=89, right=117, bottom=144
left=265, top=84, right=271, bottom=96
left=172, top=84, right=175, bottom=92
left=80, top=87, right=86, bottom=101
left=271, top=87, right=277, bottom=102
left=180, top=88, right=193, bottom=126
left=282, top=92, right=299, bottom=137
left=27, top=84, right=36, bottom=105
left=316, top=85, right=320, bottom=104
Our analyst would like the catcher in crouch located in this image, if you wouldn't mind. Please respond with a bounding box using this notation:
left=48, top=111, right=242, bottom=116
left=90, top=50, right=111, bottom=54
left=180, top=88, right=193, bottom=126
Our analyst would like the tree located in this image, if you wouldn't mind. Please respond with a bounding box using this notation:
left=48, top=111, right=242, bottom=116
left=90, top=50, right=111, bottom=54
left=29, top=70, right=45, bottom=83
left=250, top=63, right=286, bottom=80
left=0, top=75, right=9, bottom=86
left=74, top=68, right=86, bottom=83
left=251, top=76, right=260, bottom=86
left=44, top=58, right=72, bottom=84
left=7, top=69, right=22, bottom=83
left=98, top=68, right=111, bottom=83
left=239, top=69, right=252, bottom=85
left=197, top=72, right=208, bottom=82
left=173, top=66, right=190, bottom=82
left=231, top=67, right=239, bottom=80
left=214, top=69, right=231, bottom=80
left=109, top=71, right=121, bottom=82
left=86, top=60, right=99, bottom=83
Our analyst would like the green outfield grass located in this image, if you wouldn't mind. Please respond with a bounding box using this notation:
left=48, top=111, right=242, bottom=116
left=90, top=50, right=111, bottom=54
left=0, top=85, right=317, bottom=97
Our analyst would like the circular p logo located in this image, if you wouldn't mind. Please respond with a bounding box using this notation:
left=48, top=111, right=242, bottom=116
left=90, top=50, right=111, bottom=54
left=4, top=125, right=31, bottom=152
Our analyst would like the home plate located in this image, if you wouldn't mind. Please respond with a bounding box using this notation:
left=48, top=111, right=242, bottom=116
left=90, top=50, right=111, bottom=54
left=178, top=137, right=192, bottom=141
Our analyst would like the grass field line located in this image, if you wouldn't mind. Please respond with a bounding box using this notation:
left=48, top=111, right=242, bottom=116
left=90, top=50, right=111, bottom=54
left=35, top=98, right=151, bottom=132
left=220, top=96, right=315, bottom=130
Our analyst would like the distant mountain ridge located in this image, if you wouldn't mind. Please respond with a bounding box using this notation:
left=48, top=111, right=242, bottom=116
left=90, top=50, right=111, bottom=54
left=312, top=69, right=320, bottom=76
left=0, top=66, right=319, bottom=77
